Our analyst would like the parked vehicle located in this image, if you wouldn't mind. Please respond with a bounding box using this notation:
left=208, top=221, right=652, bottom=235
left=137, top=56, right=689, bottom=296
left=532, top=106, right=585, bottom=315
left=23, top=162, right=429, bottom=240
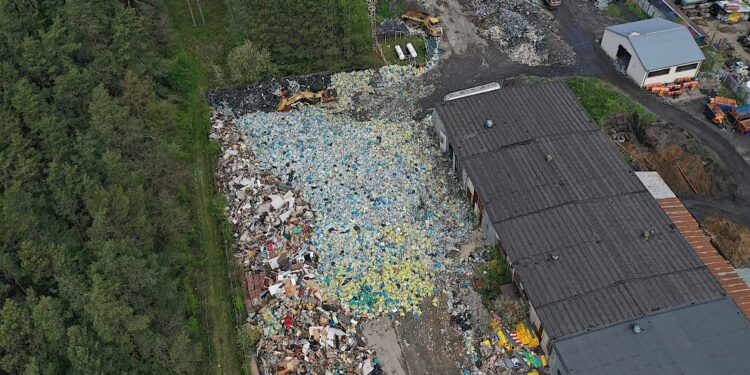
left=401, top=9, right=443, bottom=37
left=544, top=0, right=561, bottom=9
left=710, top=96, right=738, bottom=112
left=704, top=103, right=726, bottom=127
left=736, top=119, right=750, bottom=135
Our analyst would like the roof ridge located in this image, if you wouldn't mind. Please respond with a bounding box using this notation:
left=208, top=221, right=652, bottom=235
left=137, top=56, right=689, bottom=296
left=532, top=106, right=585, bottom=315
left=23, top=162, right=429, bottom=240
left=490, top=188, right=646, bottom=224
left=533, top=265, right=714, bottom=311
left=629, top=26, right=683, bottom=38
left=460, top=128, right=601, bottom=162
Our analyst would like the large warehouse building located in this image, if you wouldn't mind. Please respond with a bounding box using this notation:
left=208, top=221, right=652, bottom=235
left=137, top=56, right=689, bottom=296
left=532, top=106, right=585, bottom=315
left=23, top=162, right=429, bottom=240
left=433, top=81, right=750, bottom=374
left=601, top=18, right=705, bottom=87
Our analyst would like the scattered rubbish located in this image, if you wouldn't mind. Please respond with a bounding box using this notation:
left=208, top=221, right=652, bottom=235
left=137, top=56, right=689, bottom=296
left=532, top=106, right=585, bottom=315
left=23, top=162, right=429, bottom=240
left=235, top=106, right=470, bottom=318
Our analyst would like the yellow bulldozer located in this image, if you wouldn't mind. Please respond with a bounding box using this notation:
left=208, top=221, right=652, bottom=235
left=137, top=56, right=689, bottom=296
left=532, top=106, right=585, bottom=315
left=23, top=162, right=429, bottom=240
left=275, top=88, right=338, bottom=112
left=401, top=9, right=443, bottom=37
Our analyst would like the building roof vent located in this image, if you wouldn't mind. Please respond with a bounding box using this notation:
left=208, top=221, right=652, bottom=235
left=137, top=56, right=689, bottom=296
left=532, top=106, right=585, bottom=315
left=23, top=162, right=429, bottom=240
left=484, top=119, right=494, bottom=129
left=632, top=324, right=642, bottom=334
left=642, top=229, right=655, bottom=240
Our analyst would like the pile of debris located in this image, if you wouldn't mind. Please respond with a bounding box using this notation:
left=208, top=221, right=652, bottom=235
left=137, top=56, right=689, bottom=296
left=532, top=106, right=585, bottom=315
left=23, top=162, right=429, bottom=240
left=331, top=64, right=434, bottom=120
left=235, top=105, right=469, bottom=318
left=470, top=0, right=575, bottom=66
left=211, top=110, right=383, bottom=374
left=211, top=65, right=471, bottom=373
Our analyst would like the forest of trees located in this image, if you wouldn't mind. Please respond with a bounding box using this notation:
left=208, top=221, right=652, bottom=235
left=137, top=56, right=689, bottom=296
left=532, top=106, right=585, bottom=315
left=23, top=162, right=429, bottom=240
left=0, top=1, right=201, bottom=373
left=228, top=0, right=373, bottom=76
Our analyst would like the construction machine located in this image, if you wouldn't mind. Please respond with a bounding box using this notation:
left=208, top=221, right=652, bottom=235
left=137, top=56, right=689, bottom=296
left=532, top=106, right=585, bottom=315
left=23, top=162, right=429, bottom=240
left=401, top=9, right=443, bottom=37
left=275, top=88, right=337, bottom=112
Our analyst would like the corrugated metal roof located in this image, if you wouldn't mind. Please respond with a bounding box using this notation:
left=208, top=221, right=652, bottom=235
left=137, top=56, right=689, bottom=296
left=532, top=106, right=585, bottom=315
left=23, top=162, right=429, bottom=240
left=605, top=18, right=705, bottom=71
left=435, top=82, right=598, bottom=161
left=463, top=131, right=644, bottom=222
left=553, top=297, right=750, bottom=375
left=435, top=81, right=727, bottom=339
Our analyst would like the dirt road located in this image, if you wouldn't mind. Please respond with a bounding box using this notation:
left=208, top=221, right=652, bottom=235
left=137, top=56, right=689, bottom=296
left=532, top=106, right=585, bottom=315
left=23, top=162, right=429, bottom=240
left=421, top=0, right=487, bottom=58
left=420, top=0, right=750, bottom=228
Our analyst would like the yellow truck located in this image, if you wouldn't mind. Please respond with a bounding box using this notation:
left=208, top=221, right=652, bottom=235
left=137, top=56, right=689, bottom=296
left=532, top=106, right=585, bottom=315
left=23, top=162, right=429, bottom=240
left=401, top=9, right=443, bottom=37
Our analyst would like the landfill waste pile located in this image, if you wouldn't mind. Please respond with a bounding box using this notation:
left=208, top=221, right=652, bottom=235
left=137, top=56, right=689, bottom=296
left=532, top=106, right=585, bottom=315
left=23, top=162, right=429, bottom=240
left=211, top=64, right=473, bottom=373
left=331, top=64, right=434, bottom=120
left=470, top=0, right=574, bottom=66
left=208, top=73, right=332, bottom=114
left=212, top=109, right=387, bottom=374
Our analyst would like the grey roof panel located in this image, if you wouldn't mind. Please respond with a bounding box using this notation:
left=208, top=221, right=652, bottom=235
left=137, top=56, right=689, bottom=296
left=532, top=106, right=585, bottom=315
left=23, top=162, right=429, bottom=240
left=435, top=81, right=598, bottom=161
left=605, top=18, right=705, bottom=70
left=554, top=297, right=750, bottom=375
left=605, top=17, right=679, bottom=36
left=463, top=131, right=644, bottom=223
left=435, top=81, right=728, bottom=339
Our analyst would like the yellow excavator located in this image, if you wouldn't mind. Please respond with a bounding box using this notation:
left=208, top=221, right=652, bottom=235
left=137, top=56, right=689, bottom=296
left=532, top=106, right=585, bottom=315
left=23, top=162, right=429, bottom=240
left=275, top=88, right=338, bottom=112
left=401, top=9, right=443, bottom=37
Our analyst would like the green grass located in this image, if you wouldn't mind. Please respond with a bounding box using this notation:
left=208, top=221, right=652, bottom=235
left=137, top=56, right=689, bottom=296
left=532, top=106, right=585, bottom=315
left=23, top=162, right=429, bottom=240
left=376, top=0, right=407, bottom=21
left=719, top=84, right=738, bottom=100
left=606, top=3, right=625, bottom=21
left=701, top=48, right=725, bottom=74
left=162, top=1, right=244, bottom=374
left=377, top=0, right=395, bottom=21
left=625, top=1, right=650, bottom=20
left=607, top=1, right=650, bottom=22
left=381, top=35, right=427, bottom=65
left=478, top=246, right=513, bottom=303
left=565, top=77, right=657, bottom=126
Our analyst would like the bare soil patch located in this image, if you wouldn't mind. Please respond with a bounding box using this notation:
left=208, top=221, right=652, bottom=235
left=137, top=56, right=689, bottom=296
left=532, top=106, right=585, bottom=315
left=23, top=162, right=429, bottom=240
left=704, top=216, right=750, bottom=268
left=605, top=113, right=738, bottom=199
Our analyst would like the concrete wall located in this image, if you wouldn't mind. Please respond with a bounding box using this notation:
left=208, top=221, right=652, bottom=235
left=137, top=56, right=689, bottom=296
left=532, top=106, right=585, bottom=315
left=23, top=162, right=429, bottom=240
left=642, top=62, right=701, bottom=86
left=480, top=213, right=497, bottom=246
left=548, top=347, right=567, bottom=375
left=601, top=29, right=630, bottom=59
left=529, top=304, right=542, bottom=333
left=601, top=30, right=647, bottom=86
left=432, top=110, right=449, bottom=153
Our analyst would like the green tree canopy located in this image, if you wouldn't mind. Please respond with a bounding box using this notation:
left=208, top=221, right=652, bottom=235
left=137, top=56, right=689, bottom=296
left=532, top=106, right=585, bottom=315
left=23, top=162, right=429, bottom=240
left=0, top=1, right=201, bottom=373
left=226, top=40, right=275, bottom=84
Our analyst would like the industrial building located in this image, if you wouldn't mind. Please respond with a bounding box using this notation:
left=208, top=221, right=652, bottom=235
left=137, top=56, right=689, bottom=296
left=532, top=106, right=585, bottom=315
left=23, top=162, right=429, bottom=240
left=433, top=81, right=750, bottom=374
left=601, top=18, right=705, bottom=86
